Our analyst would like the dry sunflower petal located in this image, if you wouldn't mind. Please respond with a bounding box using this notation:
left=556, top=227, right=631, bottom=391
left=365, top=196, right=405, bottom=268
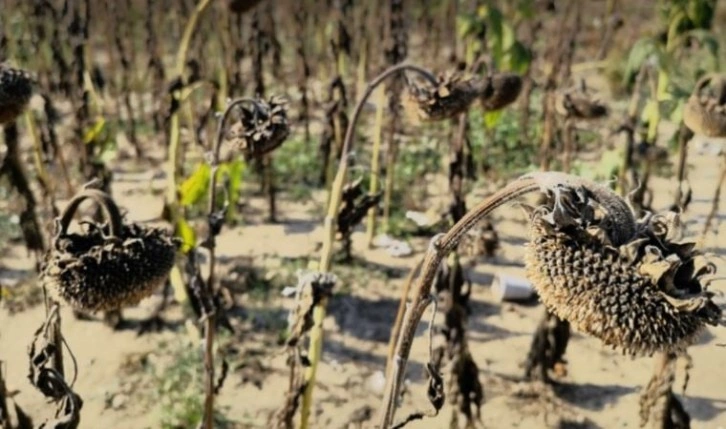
left=0, top=64, right=33, bottom=125
left=39, top=189, right=179, bottom=312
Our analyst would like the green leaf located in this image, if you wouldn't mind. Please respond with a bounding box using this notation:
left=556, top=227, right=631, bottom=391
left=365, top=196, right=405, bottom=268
left=641, top=99, right=660, bottom=126
left=594, top=149, right=622, bottom=181
left=483, top=110, right=503, bottom=130
left=179, top=163, right=210, bottom=207
left=83, top=116, right=106, bottom=144
left=623, top=38, right=660, bottom=86
left=686, top=0, right=715, bottom=29
left=225, top=159, right=245, bottom=206
left=668, top=97, right=686, bottom=124
left=481, top=5, right=504, bottom=65
left=176, top=218, right=196, bottom=253
left=506, top=41, right=532, bottom=74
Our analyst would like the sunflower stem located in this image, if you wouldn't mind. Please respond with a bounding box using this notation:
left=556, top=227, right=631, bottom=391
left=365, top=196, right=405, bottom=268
left=299, top=63, right=436, bottom=429
left=200, top=97, right=258, bottom=429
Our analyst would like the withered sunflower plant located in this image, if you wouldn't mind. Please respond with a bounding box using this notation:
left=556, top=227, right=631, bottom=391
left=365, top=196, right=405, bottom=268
left=379, top=171, right=723, bottom=427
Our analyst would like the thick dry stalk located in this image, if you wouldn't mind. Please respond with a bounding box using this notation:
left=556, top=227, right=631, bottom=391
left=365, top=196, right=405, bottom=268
left=617, top=65, right=648, bottom=196
left=365, top=87, right=386, bottom=248
left=386, top=258, right=423, bottom=378
left=539, top=2, right=579, bottom=170
left=200, top=98, right=256, bottom=429
left=163, top=0, right=213, bottom=223
left=300, top=64, right=437, bottom=429
left=672, top=124, right=694, bottom=210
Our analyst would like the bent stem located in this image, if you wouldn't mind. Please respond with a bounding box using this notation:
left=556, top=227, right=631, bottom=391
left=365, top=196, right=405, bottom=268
left=385, top=257, right=423, bottom=378
left=299, top=63, right=436, bottom=429
left=57, top=189, right=124, bottom=239
left=378, top=176, right=546, bottom=428
left=200, top=97, right=257, bottom=429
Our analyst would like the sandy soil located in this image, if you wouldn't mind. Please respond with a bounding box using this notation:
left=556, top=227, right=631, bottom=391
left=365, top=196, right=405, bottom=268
left=1, top=133, right=725, bottom=429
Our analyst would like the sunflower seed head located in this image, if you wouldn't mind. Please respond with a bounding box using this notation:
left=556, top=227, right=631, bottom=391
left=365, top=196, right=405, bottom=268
left=402, top=73, right=480, bottom=123
left=0, top=64, right=34, bottom=125
left=478, top=72, right=522, bottom=111
left=555, top=90, right=608, bottom=120
left=40, top=221, right=179, bottom=312
left=225, top=96, right=291, bottom=160
left=524, top=184, right=721, bottom=356
left=227, top=0, right=264, bottom=14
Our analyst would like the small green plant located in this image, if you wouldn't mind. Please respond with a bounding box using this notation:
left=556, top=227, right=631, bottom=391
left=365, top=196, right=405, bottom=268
left=148, top=339, right=231, bottom=429
left=272, top=134, right=321, bottom=201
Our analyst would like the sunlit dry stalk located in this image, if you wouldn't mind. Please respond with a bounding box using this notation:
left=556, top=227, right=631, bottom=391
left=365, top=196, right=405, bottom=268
left=672, top=123, right=694, bottom=211
left=365, top=87, right=386, bottom=248
left=319, top=79, right=349, bottom=187
left=639, top=352, right=691, bottom=428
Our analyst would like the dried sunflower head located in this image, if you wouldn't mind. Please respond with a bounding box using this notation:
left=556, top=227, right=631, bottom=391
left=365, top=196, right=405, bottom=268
left=224, top=96, right=290, bottom=160
left=523, top=182, right=721, bottom=356
left=555, top=92, right=608, bottom=120
left=478, top=72, right=522, bottom=111
left=0, top=64, right=33, bottom=125
left=402, top=73, right=480, bottom=123
left=40, top=190, right=179, bottom=312
left=683, top=74, right=726, bottom=138
left=228, top=0, right=264, bottom=14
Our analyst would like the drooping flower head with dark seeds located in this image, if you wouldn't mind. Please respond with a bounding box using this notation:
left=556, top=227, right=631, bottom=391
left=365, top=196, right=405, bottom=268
left=224, top=95, right=290, bottom=160
left=522, top=182, right=722, bottom=355
left=228, top=0, right=264, bottom=14
left=40, top=189, right=179, bottom=312
left=0, top=64, right=34, bottom=125
left=478, top=72, right=522, bottom=111
left=403, top=73, right=481, bottom=123
left=555, top=81, right=608, bottom=120
left=683, top=74, right=726, bottom=138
